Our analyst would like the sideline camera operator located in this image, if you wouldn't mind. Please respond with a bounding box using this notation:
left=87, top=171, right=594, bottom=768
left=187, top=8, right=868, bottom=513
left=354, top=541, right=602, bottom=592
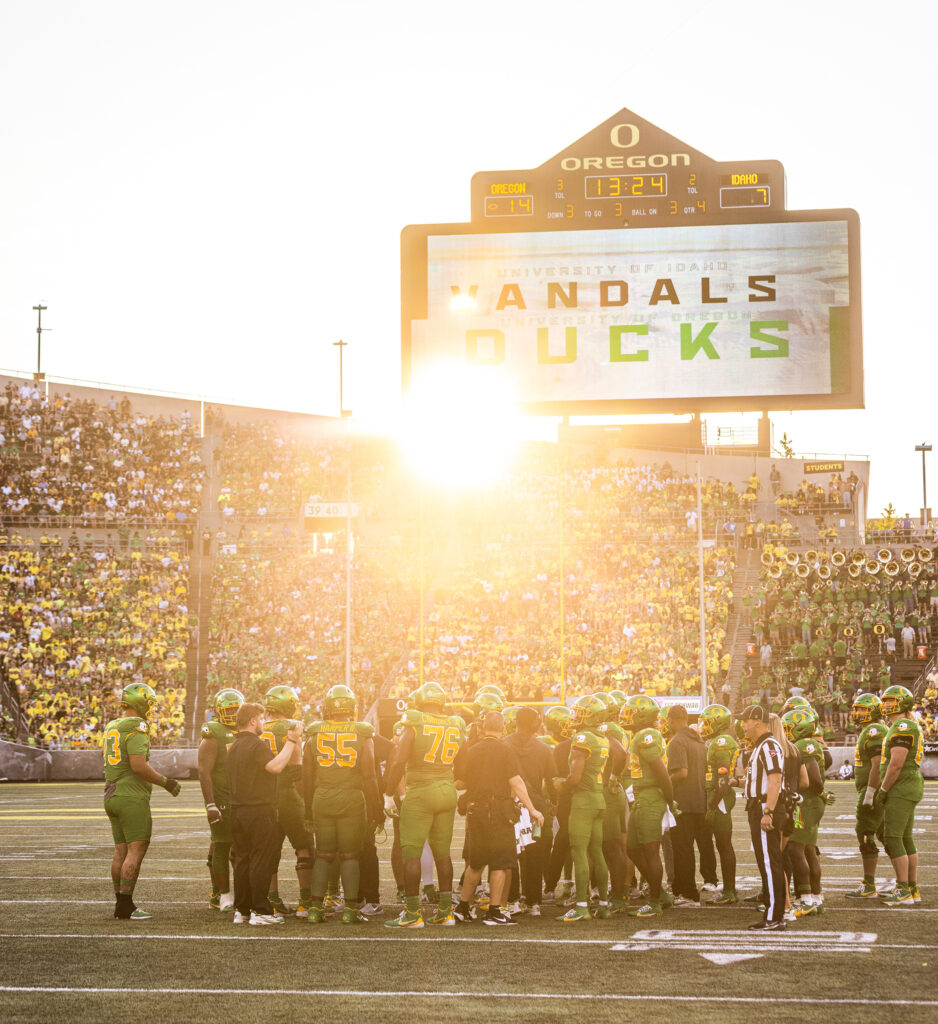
left=226, top=702, right=303, bottom=925
left=453, top=711, right=544, bottom=926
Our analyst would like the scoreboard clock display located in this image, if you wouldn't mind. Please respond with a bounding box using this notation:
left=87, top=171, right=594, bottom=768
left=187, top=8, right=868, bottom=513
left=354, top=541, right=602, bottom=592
left=402, top=107, right=863, bottom=415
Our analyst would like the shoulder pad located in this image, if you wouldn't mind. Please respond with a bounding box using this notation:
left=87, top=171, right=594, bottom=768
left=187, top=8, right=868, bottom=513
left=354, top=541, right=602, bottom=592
left=200, top=724, right=212, bottom=739
left=357, top=722, right=374, bottom=739
left=805, top=742, right=816, bottom=753
left=404, top=708, right=422, bottom=727
left=304, top=721, right=321, bottom=737
left=448, top=715, right=466, bottom=731
left=574, top=733, right=588, bottom=744
left=716, top=736, right=727, bottom=747
left=642, top=733, right=655, bottom=745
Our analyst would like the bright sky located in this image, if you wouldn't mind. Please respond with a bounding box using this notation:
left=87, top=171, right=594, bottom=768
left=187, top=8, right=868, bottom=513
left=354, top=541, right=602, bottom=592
left=0, top=0, right=933, bottom=515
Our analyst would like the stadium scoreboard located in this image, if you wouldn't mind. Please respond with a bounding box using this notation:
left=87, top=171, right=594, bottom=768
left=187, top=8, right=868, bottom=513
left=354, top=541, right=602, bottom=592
left=402, top=107, right=863, bottom=415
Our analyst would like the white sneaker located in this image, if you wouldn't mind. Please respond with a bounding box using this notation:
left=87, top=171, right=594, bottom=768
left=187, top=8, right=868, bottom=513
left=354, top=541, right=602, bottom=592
left=249, top=912, right=285, bottom=926
left=528, top=904, right=541, bottom=917
left=506, top=901, right=523, bottom=917
left=232, top=911, right=247, bottom=924
left=673, top=896, right=700, bottom=908
left=784, top=908, right=797, bottom=922
left=360, top=902, right=383, bottom=916
left=700, top=882, right=720, bottom=894
left=218, top=893, right=234, bottom=912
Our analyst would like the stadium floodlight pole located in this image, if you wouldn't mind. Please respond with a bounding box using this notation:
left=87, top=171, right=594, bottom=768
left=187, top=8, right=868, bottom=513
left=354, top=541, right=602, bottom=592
left=32, top=304, right=49, bottom=379
left=915, top=442, right=932, bottom=525
left=559, top=453, right=566, bottom=703
left=335, top=339, right=352, bottom=688
left=696, top=461, right=707, bottom=705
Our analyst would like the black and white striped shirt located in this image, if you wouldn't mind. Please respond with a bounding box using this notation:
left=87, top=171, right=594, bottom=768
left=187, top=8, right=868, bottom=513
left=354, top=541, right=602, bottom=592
left=745, top=734, right=785, bottom=799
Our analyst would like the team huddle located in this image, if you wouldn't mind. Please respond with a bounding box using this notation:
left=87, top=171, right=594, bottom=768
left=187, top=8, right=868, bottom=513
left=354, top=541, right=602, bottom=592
left=101, top=679, right=925, bottom=924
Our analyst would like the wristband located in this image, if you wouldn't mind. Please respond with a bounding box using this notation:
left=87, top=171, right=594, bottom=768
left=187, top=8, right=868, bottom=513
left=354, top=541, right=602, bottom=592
left=206, top=802, right=218, bottom=810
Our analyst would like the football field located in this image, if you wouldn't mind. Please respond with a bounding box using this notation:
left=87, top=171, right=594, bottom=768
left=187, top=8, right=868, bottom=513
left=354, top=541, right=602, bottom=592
left=0, top=780, right=936, bottom=1024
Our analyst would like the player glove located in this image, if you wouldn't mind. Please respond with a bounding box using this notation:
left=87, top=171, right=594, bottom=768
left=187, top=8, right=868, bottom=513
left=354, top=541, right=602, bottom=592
left=862, top=786, right=876, bottom=808
left=384, top=794, right=399, bottom=819
left=821, top=790, right=835, bottom=805
left=205, top=802, right=223, bottom=824
left=163, top=777, right=182, bottom=797
left=873, top=788, right=889, bottom=812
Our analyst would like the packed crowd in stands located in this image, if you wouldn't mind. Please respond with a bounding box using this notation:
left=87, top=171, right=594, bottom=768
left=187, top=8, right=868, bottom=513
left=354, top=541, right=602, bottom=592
left=0, top=543, right=191, bottom=748
left=739, top=555, right=938, bottom=739
left=0, top=382, right=204, bottom=525
left=388, top=455, right=736, bottom=705
left=207, top=538, right=416, bottom=715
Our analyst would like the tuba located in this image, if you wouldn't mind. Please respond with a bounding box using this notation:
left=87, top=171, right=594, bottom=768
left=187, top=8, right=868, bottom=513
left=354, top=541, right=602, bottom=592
left=768, top=563, right=783, bottom=579
left=785, top=551, right=800, bottom=566
left=761, top=550, right=775, bottom=567
left=817, top=564, right=832, bottom=580
left=866, top=559, right=881, bottom=575
left=877, top=548, right=892, bottom=564
left=900, top=547, right=916, bottom=563
left=805, top=549, right=819, bottom=564
left=796, top=563, right=811, bottom=578
left=909, top=561, right=923, bottom=578
left=885, top=560, right=901, bottom=577
left=831, top=550, right=846, bottom=567
left=920, top=547, right=934, bottom=563
left=851, top=550, right=867, bottom=565
left=847, top=563, right=862, bottom=578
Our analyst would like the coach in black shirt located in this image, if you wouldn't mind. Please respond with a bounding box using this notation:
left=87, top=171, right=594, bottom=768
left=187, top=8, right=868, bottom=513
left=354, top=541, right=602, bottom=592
left=667, top=704, right=709, bottom=905
left=227, top=702, right=302, bottom=924
left=453, top=712, right=543, bottom=925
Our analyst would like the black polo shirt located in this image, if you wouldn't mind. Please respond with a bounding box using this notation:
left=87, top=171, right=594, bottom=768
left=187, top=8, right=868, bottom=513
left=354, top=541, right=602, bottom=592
left=457, top=736, right=521, bottom=801
left=667, top=726, right=708, bottom=814
left=227, top=731, right=277, bottom=807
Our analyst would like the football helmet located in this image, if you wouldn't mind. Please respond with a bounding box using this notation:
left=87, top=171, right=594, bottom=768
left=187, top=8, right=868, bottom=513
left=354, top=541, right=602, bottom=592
left=782, top=695, right=811, bottom=713
left=263, top=685, right=299, bottom=717
left=503, top=705, right=522, bottom=734
left=475, top=684, right=506, bottom=702
left=121, top=682, right=157, bottom=720
left=592, top=691, right=615, bottom=720
left=544, top=704, right=570, bottom=740
left=212, top=688, right=245, bottom=728
left=656, top=714, right=673, bottom=741
left=570, top=694, right=607, bottom=731
left=323, top=684, right=356, bottom=719
left=473, top=690, right=505, bottom=724
left=414, top=681, right=447, bottom=712
left=781, top=708, right=816, bottom=742
left=850, top=692, right=882, bottom=728
left=734, top=718, right=754, bottom=752
left=608, top=689, right=628, bottom=709
left=880, top=684, right=914, bottom=717
left=620, top=694, right=660, bottom=732
left=699, top=704, right=731, bottom=741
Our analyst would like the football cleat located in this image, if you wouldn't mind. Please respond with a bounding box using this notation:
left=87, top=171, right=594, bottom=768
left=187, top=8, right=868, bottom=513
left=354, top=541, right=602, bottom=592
left=844, top=882, right=879, bottom=899
left=323, top=894, right=344, bottom=917
left=483, top=908, right=516, bottom=926
left=910, top=883, right=922, bottom=904
left=384, top=909, right=424, bottom=929
left=528, top=904, right=541, bottom=917
left=611, top=896, right=630, bottom=914
left=881, top=885, right=914, bottom=908
left=269, top=896, right=293, bottom=916
left=430, top=907, right=455, bottom=926
left=232, top=911, right=247, bottom=924
left=659, top=891, right=675, bottom=910
left=306, top=907, right=326, bottom=924
left=709, top=890, right=738, bottom=905
left=341, top=906, right=368, bottom=925
left=794, top=899, right=818, bottom=918
left=128, top=908, right=152, bottom=920
left=558, top=905, right=591, bottom=922
left=209, top=893, right=221, bottom=910
left=249, top=912, right=285, bottom=925
left=295, top=904, right=309, bottom=919
left=218, top=893, right=234, bottom=912
left=453, top=901, right=474, bottom=923
left=594, top=904, right=612, bottom=920
left=360, top=902, right=384, bottom=916
left=628, top=902, right=663, bottom=918
left=422, top=884, right=439, bottom=904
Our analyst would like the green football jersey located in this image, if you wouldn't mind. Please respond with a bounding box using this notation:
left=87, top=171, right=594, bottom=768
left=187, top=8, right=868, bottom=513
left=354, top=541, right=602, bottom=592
left=795, top=736, right=826, bottom=792
left=853, top=721, right=886, bottom=791
left=601, top=721, right=627, bottom=748
left=705, top=732, right=739, bottom=787
left=629, top=727, right=666, bottom=791
left=200, top=719, right=235, bottom=805
left=403, top=709, right=466, bottom=786
left=883, top=717, right=925, bottom=800
left=261, top=718, right=302, bottom=793
left=102, top=716, right=152, bottom=799
left=306, top=719, right=374, bottom=790
left=569, top=729, right=610, bottom=796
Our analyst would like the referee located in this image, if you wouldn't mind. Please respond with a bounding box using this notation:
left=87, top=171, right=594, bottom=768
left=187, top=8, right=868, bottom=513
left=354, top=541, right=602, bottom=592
left=740, top=705, right=787, bottom=931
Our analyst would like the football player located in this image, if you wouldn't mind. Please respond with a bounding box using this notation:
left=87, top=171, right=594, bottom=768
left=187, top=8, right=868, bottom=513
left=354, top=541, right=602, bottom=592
left=304, top=684, right=381, bottom=923
left=844, top=692, right=887, bottom=899
left=621, top=694, right=674, bottom=918
left=103, top=683, right=181, bottom=920
left=198, top=688, right=245, bottom=911
left=598, top=693, right=631, bottom=914
left=557, top=694, right=613, bottom=921
left=699, top=704, right=739, bottom=905
left=261, top=685, right=313, bottom=916
left=383, top=682, right=466, bottom=927
left=781, top=708, right=827, bottom=916
left=876, top=685, right=925, bottom=906
left=541, top=704, right=574, bottom=904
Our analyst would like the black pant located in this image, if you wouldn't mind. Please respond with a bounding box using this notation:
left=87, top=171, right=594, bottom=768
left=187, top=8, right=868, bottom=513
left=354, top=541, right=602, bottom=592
left=747, top=801, right=786, bottom=924
left=509, top=819, right=552, bottom=905
left=697, top=819, right=718, bottom=886
left=359, top=827, right=379, bottom=903
left=231, top=804, right=281, bottom=916
left=671, top=810, right=707, bottom=900
left=544, top=796, right=570, bottom=892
